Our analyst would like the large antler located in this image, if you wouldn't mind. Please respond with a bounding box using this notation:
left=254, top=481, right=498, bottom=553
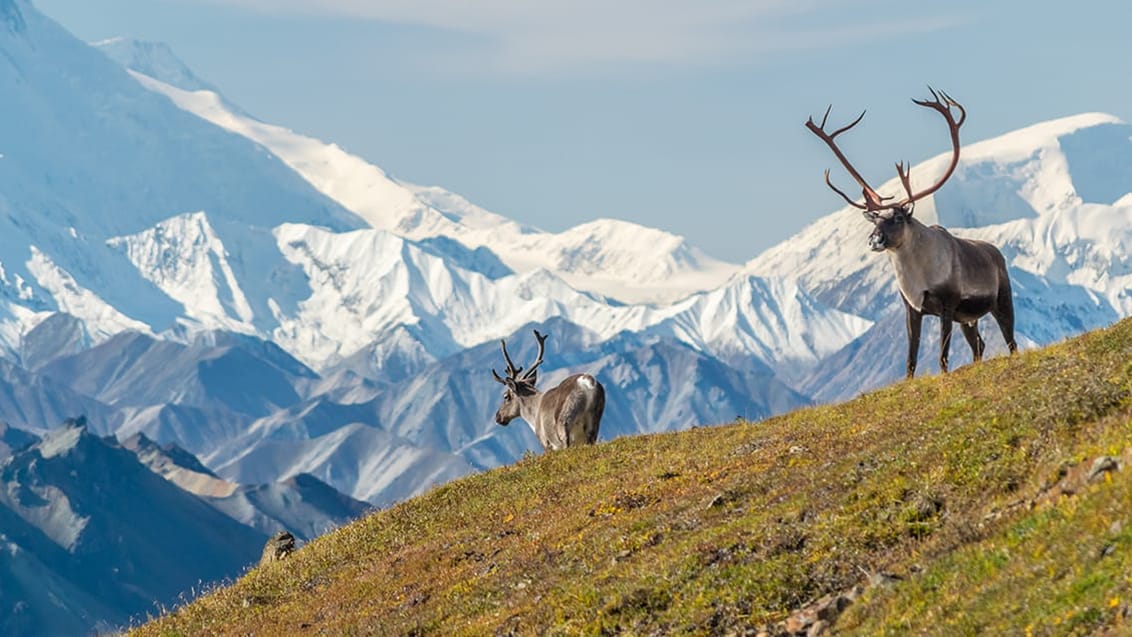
left=492, top=338, right=523, bottom=384
left=894, top=87, right=966, bottom=206
left=805, top=106, right=891, bottom=213
left=520, top=330, right=549, bottom=381
left=805, top=87, right=966, bottom=215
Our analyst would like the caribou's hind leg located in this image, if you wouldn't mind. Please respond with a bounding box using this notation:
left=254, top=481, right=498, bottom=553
left=960, top=321, right=985, bottom=362
left=992, top=285, right=1018, bottom=354
left=903, top=299, right=924, bottom=380
left=559, top=390, right=593, bottom=447
left=587, top=383, right=605, bottom=444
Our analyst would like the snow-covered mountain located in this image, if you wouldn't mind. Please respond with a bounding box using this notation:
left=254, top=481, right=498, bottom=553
left=261, top=221, right=868, bottom=372
left=1, top=12, right=860, bottom=379
left=94, top=36, right=220, bottom=94
left=0, top=1, right=365, bottom=356
left=102, top=42, right=738, bottom=306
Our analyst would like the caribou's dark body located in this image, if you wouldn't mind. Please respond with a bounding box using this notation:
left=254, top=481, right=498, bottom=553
left=876, top=211, right=1017, bottom=377
left=491, top=330, right=605, bottom=451
left=806, top=88, right=1018, bottom=379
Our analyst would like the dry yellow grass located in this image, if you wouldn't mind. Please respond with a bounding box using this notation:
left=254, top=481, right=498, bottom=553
left=132, top=318, right=1132, bottom=635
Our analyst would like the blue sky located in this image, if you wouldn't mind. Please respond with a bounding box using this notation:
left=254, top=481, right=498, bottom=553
left=36, top=0, right=1132, bottom=262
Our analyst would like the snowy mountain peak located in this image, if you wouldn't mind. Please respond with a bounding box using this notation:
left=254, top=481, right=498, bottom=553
left=554, top=218, right=711, bottom=273
left=107, top=210, right=256, bottom=332
left=93, top=37, right=214, bottom=92
left=563, top=218, right=684, bottom=246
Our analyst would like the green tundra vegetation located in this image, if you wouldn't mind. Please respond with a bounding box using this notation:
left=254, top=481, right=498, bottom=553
left=133, top=317, right=1132, bottom=636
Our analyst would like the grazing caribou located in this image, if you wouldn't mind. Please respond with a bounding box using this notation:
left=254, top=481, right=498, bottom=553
left=805, top=88, right=1017, bottom=379
left=491, top=329, right=605, bottom=451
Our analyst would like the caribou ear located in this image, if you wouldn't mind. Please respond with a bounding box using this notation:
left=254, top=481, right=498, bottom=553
left=862, top=209, right=880, bottom=222
left=492, top=371, right=520, bottom=392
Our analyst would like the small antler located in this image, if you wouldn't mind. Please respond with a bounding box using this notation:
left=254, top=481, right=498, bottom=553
left=521, top=330, right=549, bottom=381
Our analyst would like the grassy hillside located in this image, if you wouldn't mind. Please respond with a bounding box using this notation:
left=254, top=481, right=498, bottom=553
left=133, top=318, right=1132, bottom=636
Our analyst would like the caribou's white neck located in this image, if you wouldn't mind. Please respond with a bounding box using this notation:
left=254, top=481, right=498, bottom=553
left=516, top=391, right=546, bottom=437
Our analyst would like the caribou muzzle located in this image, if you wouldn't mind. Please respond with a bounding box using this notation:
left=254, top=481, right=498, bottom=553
left=868, top=229, right=887, bottom=251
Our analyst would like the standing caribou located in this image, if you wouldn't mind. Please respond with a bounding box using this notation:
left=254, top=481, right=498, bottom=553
left=491, top=329, right=605, bottom=451
left=805, top=88, right=1017, bottom=379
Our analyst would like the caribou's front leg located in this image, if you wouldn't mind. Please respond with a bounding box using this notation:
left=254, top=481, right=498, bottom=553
left=939, top=312, right=954, bottom=373
left=903, top=298, right=923, bottom=380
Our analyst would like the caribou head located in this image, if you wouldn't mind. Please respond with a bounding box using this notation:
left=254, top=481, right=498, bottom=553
left=491, top=329, right=548, bottom=426
left=805, top=88, right=1017, bottom=379
left=865, top=207, right=913, bottom=253
left=491, top=329, right=605, bottom=451
left=806, top=87, right=966, bottom=249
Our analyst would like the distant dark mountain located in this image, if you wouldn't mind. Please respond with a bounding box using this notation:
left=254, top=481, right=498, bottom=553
left=184, top=317, right=809, bottom=507
left=0, top=420, right=267, bottom=635
left=18, top=312, right=89, bottom=372
left=208, top=473, right=371, bottom=542
left=39, top=330, right=317, bottom=417
left=121, top=432, right=369, bottom=541
left=0, top=356, right=118, bottom=436
left=0, top=422, right=37, bottom=459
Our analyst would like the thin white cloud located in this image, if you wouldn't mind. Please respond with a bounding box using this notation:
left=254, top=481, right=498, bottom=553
left=189, top=0, right=965, bottom=73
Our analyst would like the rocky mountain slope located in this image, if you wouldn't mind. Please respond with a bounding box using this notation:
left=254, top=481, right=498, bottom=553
left=0, top=418, right=368, bottom=635
left=0, top=421, right=266, bottom=635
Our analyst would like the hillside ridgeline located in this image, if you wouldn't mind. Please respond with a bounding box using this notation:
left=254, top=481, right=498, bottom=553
left=133, top=318, right=1132, bottom=635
